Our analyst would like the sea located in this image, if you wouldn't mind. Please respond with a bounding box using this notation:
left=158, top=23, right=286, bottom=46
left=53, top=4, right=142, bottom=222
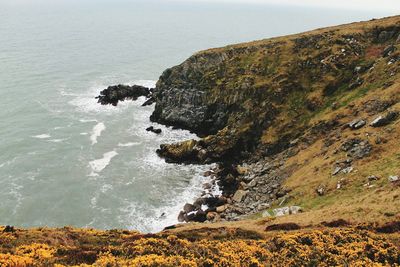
left=0, top=0, right=393, bottom=232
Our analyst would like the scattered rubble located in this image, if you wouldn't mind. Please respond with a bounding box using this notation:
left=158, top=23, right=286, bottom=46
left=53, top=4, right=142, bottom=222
left=262, top=206, right=302, bottom=217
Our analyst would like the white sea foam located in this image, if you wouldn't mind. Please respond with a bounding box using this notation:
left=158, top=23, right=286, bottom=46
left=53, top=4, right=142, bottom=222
left=88, top=151, right=118, bottom=176
left=100, top=184, right=113, bottom=193
left=91, top=197, right=97, bottom=206
left=79, top=119, right=98, bottom=123
left=47, top=138, right=67, bottom=143
left=80, top=132, right=88, bottom=135
left=9, top=181, right=23, bottom=215
left=90, top=122, right=105, bottom=145
left=119, top=164, right=217, bottom=233
left=128, top=80, right=157, bottom=88
left=33, top=134, right=51, bottom=139
left=117, top=142, right=141, bottom=147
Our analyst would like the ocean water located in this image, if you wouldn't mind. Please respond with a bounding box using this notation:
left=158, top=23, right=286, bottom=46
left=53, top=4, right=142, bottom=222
left=0, top=0, right=391, bottom=232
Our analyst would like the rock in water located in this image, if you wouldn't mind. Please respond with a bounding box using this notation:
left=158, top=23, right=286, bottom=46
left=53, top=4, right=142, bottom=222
left=96, top=84, right=150, bottom=106
left=146, top=126, right=162, bottom=134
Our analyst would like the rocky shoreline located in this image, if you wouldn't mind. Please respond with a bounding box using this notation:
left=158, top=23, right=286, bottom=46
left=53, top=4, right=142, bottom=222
left=96, top=16, right=400, bottom=227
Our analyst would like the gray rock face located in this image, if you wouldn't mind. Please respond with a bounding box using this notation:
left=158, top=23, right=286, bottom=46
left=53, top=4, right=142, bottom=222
left=150, top=53, right=231, bottom=135
left=341, top=138, right=371, bottom=159
left=389, top=175, right=399, bottom=182
left=378, top=30, right=396, bottom=42
left=383, top=45, right=396, bottom=57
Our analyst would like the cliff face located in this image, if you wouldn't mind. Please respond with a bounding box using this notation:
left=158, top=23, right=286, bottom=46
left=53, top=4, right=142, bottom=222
left=151, top=16, right=400, bottom=164
left=150, top=52, right=231, bottom=136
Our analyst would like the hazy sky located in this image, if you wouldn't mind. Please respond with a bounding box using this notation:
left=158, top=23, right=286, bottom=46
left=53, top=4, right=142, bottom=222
left=1, top=0, right=399, bottom=13
left=174, top=0, right=400, bottom=12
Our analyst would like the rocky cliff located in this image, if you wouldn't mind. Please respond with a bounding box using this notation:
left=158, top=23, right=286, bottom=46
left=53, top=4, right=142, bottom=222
left=152, top=16, right=400, bottom=165
left=151, top=16, right=400, bottom=225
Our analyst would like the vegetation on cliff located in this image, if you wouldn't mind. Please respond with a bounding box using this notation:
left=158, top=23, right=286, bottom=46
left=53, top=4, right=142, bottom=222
left=151, top=16, right=400, bottom=229
left=153, top=16, right=400, bottom=164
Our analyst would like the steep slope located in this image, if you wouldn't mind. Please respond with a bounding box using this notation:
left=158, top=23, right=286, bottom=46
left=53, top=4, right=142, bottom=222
left=152, top=15, right=400, bottom=164
left=150, top=16, right=400, bottom=226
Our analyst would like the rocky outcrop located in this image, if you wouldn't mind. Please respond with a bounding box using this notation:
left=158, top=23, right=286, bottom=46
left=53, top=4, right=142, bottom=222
left=152, top=16, right=400, bottom=167
left=149, top=16, right=400, bottom=224
left=96, top=84, right=150, bottom=106
left=149, top=50, right=236, bottom=135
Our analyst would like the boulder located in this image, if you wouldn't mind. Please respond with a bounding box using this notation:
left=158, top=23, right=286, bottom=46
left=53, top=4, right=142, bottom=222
left=341, top=166, right=353, bottom=174
left=389, top=175, right=399, bottom=183
left=348, top=119, right=366, bottom=130
left=178, top=211, right=185, bottom=223
left=370, top=111, right=398, bottom=127
left=188, top=210, right=207, bottom=223
left=193, top=198, right=206, bottom=209
left=206, top=212, right=220, bottom=222
left=232, top=190, right=247, bottom=203
left=183, top=203, right=195, bottom=213
left=216, top=204, right=229, bottom=213
left=236, top=165, right=249, bottom=175
left=332, top=166, right=342, bottom=176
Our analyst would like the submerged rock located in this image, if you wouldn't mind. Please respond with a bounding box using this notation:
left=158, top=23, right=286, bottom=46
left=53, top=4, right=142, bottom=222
left=96, top=84, right=150, bottom=106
